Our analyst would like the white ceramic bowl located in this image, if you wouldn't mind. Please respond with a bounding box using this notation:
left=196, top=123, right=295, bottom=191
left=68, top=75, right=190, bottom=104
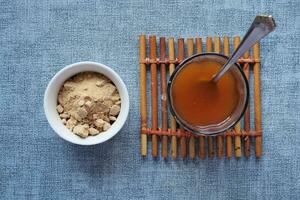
left=44, top=61, right=129, bottom=145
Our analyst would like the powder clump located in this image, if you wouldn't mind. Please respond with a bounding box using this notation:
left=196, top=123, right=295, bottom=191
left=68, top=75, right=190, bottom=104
left=57, top=72, right=121, bottom=138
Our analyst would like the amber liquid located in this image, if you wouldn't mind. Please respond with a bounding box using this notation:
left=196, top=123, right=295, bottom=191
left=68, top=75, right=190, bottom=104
left=171, top=61, right=240, bottom=126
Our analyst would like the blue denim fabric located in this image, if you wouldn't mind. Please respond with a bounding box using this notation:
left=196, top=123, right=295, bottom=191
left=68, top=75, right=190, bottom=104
left=0, top=0, right=299, bottom=199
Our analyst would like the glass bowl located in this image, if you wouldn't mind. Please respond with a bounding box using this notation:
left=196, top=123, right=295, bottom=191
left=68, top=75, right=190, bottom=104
left=167, top=53, right=249, bottom=136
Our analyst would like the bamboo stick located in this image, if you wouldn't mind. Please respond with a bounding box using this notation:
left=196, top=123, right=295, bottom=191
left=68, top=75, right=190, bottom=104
left=187, top=38, right=195, bottom=159
left=149, top=36, right=158, bottom=157
left=233, top=36, right=242, bottom=158
left=234, top=123, right=242, bottom=158
left=208, top=136, right=214, bottom=159
left=214, top=36, right=223, bottom=159
left=199, top=136, right=206, bottom=159
left=168, top=38, right=177, bottom=160
left=253, top=42, right=262, bottom=158
left=143, top=129, right=259, bottom=137
left=178, top=38, right=187, bottom=159
left=214, top=36, right=221, bottom=53
left=195, top=37, right=202, bottom=54
left=206, top=37, right=212, bottom=52
left=206, top=37, right=214, bottom=158
left=243, top=46, right=251, bottom=158
left=139, top=35, right=147, bottom=156
left=223, top=36, right=232, bottom=158
left=195, top=37, right=206, bottom=159
left=187, top=38, right=194, bottom=56
left=159, top=37, right=168, bottom=159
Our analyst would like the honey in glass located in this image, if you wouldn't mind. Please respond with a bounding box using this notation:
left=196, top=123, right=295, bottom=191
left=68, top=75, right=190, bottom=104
left=168, top=53, right=248, bottom=135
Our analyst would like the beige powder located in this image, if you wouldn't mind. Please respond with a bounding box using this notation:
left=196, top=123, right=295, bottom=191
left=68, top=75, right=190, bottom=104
left=57, top=72, right=121, bottom=138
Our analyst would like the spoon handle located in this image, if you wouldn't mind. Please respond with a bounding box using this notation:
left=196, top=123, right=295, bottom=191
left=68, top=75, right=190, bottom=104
left=213, top=15, right=276, bottom=82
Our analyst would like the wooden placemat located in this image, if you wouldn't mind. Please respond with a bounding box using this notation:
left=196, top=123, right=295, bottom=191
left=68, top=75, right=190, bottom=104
left=139, top=35, right=262, bottom=159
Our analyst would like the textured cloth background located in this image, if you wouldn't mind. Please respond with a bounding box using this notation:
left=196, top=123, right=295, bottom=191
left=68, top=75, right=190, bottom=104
left=0, top=0, right=299, bottom=199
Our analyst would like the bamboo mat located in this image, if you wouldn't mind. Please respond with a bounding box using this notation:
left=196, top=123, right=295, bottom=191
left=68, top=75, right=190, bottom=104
left=139, top=35, right=263, bottom=159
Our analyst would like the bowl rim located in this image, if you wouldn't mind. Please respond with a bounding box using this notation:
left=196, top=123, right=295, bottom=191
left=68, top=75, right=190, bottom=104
left=43, top=61, right=129, bottom=145
left=167, top=53, right=249, bottom=136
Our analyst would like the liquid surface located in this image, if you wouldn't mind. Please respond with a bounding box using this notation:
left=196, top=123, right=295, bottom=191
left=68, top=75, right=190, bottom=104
left=171, top=61, right=239, bottom=126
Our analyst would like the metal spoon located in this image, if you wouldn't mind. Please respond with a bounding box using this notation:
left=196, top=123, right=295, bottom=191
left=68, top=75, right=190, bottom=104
left=212, top=15, right=276, bottom=82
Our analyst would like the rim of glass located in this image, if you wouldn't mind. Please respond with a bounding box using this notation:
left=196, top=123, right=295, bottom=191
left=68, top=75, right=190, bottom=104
left=167, top=53, right=249, bottom=136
